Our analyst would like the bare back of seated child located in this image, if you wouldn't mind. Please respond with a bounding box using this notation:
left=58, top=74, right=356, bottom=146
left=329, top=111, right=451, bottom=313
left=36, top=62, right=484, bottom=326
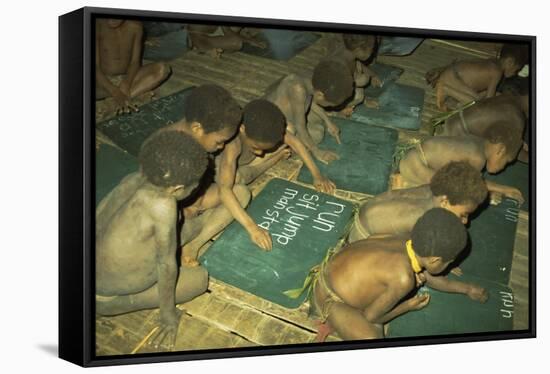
left=95, top=132, right=209, bottom=350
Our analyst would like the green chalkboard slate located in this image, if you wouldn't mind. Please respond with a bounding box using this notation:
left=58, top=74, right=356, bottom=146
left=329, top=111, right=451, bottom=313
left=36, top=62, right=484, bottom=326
left=387, top=274, right=514, bottom=338
left=96, top=144, right=139, bottom=207
left=200, top=178, right=355, bottom=309
left=297, top=117, right=398, bottom=195
left=363, top=63, right=404, bottom=98
left=352, top=83, right=425, bottom=130
left=96, top=87, right=194, bottom=156
left=240, top=29, right=320, bottom=61
left=456, top=198, right=520, bottom=284
left=485, top=160, right=529, bottom=211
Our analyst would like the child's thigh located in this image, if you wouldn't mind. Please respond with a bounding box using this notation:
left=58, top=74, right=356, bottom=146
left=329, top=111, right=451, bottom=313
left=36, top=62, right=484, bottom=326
left=328, top=302, right=383, bottom=340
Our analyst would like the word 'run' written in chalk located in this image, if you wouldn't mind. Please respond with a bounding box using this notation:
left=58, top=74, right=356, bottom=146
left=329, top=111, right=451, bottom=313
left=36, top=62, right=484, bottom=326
left=258, top=187, right=347, bottom=246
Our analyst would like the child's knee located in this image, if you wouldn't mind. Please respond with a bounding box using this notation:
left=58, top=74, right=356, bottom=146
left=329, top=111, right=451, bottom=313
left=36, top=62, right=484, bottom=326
left=233, top=184, right=251, bottom=208
left=157, top=62, right=171, bottom=80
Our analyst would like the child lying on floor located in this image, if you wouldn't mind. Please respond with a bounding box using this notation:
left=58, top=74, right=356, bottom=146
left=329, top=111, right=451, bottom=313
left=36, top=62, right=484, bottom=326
left=426, top=43, right=528, bottom=111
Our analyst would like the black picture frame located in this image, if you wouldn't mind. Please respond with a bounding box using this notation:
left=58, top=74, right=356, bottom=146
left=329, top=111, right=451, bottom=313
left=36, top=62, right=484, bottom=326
left=59, top=6, right=536, bottom=367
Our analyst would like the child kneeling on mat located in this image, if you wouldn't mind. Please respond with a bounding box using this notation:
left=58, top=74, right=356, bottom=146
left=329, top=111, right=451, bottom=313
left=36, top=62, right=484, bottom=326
left=292, top=208, right=488, bottom=341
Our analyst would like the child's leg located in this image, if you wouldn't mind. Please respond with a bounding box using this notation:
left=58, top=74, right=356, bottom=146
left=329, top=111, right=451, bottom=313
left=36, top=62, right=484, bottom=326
left=327, top=302, right=384, bottom=340
left=96, top=266, right=208, bottom=316
left=190, top=33, right=243, bottom=53
left=181, top=184, right=251, bottom=265
left=129, top=63, right=171, bottom=98
left=306, top=111, right=325, bottom=145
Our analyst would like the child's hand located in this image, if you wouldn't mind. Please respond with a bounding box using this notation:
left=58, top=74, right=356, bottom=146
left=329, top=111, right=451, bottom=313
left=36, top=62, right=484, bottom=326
left=408, top=293, right=430, bottom=311
left=113, top=89, right=139, bottom=115
left=489, top=191, right=503, bottom=206
left=248, top=225, right=272, bottom=251
left=151, top=307, right=182, bottom=351
left=450, top=266, right=463, bottom=276
left=313, top=175, right=336, bottom=195
left=340, top=106, right=354, bottom=117
left=313, top=148, right=340, bottom=164
left=275, top=145, right=292, bottom=160
left=503, top=187, right=525, bottom=205
left=326, top=121, right=341, bottom=144
left=467, top=285, right=489, bottom=303
left=371, top=75, right=382, bottom=87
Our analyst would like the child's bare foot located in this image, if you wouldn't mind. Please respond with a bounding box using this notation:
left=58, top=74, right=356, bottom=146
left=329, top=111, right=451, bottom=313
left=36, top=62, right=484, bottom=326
left=314, top=320, right=334, bottom=343
left=207, top=48, right=223, bottom=58
left=364, top=98, right=380, bottom=109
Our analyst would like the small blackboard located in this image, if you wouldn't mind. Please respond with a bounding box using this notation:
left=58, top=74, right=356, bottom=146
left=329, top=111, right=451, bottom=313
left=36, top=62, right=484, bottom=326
left=298, top=117, right=398, bottom=195
left=96, top=144, right=139, bottom=207
left=457, top=198, right=520, bottom=285
left=378, top=37, right=424, bottom=56
left=201, top=178, right=355, bottom=309
left=362, top=63, right=404, bottom=99
left=353, top=82, right=425, bottom=131
left=96, top=87, right=194, bottom=156
left=485, top=161, right=529, bottom=211
left=387, top=274, right=514, bottom=337
left=143, top=29, right=189, bottom=61
left=240, top=29, right=320, bottom=61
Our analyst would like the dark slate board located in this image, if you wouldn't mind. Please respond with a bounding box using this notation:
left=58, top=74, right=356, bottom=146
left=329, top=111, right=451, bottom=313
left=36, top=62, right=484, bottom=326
left=298, top=117, right=397, bottom=195
left=456, top=198, right=521, bottom=284
left=378, top=37, right=424, bottom=56
left=143, top=29, right=189, bottom=61
left=96, top=143, right=139, bottom=207
left=484, top=160, right=530, bottom=211
left=201, top=178, right=355, bottom=309
left=387, top=274, right=514, bottom=337
left=363, top=63, right=404, bottom=99
left=240, top=29, right=320, bottom=61
left=352, top=82, right=425, bottom=130
left=96, top=87, right=194, bottom=156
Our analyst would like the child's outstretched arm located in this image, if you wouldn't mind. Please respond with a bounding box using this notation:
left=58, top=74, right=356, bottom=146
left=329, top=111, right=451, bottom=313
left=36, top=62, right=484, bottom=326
left=363, top=275, right=426, bottom=324
left=218, top=140, right=272, bottom=251
left=150, top=198, right=181, bottom=349
left=289, top=84, right=339, bottom=164
left=485, top=180, right=525, bottom=204
left=424, top=272, right=488, bottom=303
left=310, top=101, right=342, bottom=145
left=284, top=132, right=336, bottom=194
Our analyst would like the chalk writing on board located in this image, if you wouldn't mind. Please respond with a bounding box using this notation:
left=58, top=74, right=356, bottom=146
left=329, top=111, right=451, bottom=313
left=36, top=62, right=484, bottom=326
left=499, top=291, right=514, bottom=318
left=258, top=187, right=348, bottom=246
left=504, top=198, right=520, bottom=223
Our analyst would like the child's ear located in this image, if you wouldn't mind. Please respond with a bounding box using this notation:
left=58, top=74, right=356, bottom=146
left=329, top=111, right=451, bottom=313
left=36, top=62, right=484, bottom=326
left=313, top=90, right=325, bottom=102
left=170, top=185, right=184, bottom=195
left=190, top=121, right=204, bottom=136
left=428, top=256, right=443, bottom=266
left=496, top=142, right=507, bottom=156
left=438, top=195, right=450, bottom=208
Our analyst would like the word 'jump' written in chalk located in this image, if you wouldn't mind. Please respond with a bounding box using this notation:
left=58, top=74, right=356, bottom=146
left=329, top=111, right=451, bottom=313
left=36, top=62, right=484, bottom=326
left=257, top=188, right=347, bottom=246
